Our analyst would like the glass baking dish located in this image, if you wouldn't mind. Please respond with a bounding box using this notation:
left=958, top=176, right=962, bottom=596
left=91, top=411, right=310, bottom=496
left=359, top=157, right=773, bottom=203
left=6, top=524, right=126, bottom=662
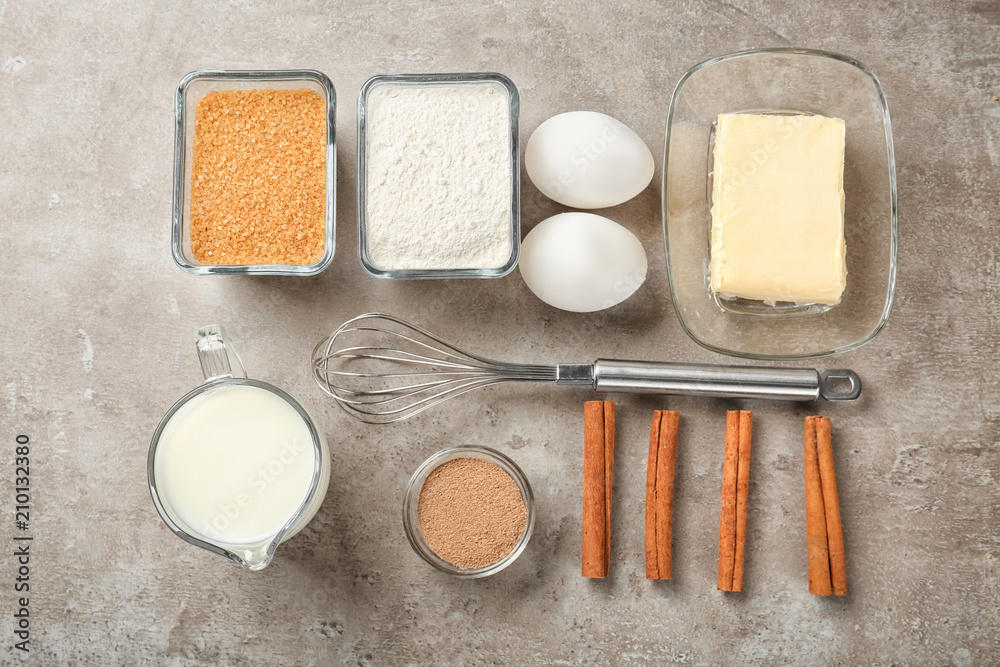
left=663, top=49, right=897, bottom=359
left=172, top=69, right=336, bottom=276
left=357, top=72, right=520, bottom=279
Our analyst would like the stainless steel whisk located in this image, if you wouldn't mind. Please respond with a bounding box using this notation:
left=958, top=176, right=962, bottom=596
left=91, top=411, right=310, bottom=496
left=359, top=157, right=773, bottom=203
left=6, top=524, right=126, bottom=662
left=312, top=313, right=862, bottom=425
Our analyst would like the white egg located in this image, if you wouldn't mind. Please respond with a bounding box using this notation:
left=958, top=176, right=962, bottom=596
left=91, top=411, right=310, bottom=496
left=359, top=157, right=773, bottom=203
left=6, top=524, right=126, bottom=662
left=525, top=111, right=655, bottom=209
left=519, top=212, right=648, bottom=313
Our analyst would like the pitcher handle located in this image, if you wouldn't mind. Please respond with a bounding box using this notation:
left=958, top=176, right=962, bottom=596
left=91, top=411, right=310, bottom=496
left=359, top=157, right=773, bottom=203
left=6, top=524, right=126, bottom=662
left=195, top=325, right=247, bottom=382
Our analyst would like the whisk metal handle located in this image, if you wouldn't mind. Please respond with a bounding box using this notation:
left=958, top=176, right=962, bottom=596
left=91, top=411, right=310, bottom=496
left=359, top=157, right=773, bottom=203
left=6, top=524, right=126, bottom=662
left=557, top=360, right=861, bottom=402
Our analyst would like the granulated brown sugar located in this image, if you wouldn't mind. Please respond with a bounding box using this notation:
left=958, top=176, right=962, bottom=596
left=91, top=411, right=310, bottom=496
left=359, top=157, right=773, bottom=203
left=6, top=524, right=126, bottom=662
left=417, top=457, right=527, bottom=569
left=189, top=88, right=326, bottom=265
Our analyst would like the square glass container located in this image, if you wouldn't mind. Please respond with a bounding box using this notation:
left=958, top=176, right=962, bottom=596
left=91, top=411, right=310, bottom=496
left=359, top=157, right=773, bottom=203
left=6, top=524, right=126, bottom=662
left=357, top=73, right=520, bottom=279
left=402, top=445, right=535, bottom=578
left=663, top=49, right=897, bottom=359
left=172, top=70, right=336, bottom=276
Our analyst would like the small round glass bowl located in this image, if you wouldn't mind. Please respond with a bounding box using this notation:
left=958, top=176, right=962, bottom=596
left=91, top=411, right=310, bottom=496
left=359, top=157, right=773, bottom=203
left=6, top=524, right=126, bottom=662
left=402, top=445, right=535, bottom=578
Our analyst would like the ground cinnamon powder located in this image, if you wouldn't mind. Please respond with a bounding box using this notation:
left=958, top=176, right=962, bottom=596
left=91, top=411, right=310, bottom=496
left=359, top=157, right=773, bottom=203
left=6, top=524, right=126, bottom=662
left=417, top=458, right=527, bottom=569
left=189, top=88, right=326, bottom=265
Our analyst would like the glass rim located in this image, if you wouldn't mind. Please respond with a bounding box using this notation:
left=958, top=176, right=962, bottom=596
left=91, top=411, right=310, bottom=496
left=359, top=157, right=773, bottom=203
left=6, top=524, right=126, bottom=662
left=662, top=48, right=898, bottom=360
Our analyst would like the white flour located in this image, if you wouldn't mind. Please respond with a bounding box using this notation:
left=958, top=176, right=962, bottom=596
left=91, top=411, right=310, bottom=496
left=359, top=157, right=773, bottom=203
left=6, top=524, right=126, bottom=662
left=364, top=84, right=513, bottom=271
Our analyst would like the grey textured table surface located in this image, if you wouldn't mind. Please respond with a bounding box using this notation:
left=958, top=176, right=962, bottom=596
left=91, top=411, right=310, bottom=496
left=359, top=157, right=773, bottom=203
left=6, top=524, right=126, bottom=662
left=2, top=1, right=998, bottom=664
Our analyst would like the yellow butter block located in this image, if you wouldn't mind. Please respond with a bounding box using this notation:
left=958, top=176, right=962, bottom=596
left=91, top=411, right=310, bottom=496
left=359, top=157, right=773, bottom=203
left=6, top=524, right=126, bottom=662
left=710, top=113, right=847, bottom=306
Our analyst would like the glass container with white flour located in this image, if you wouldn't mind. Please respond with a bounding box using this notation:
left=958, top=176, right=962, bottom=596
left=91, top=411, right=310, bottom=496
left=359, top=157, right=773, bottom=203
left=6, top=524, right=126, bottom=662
left=147, top=325, right=330, bottom=570
left=357, top=72, right=520, bottom=279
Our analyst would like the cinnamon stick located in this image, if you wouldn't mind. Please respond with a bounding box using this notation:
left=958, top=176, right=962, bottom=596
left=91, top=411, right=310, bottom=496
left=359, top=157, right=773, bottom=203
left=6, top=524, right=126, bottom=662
left=805, top=416, right=847, bottom=596
left=732, top=410, right=752, bottom=591
left=645, top=410, right=679, bottom=580
left=583, top=401, right=615, bottom=578
left=718, top=410, right=752, bottom=592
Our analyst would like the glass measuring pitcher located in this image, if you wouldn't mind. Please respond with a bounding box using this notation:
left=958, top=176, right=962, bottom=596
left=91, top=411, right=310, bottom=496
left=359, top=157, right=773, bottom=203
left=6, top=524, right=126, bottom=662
left=147, top=325, right=330, bottom=571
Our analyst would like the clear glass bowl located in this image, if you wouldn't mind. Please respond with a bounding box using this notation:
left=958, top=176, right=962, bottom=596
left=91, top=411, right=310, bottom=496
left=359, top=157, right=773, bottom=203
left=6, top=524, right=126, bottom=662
left=357, top=73, right=520, bottom=279
left=172, top=70, right=337, bottom=276
left=402, top=445, right=535, bottom=578
left=663, top=49, right=897, bottom=359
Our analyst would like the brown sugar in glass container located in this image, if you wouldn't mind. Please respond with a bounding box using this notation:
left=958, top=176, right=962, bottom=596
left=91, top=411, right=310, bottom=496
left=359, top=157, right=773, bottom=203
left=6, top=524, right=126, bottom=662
left=172, top=69, right=337, bottom=276
left=402, top=446, right=535, bottom=578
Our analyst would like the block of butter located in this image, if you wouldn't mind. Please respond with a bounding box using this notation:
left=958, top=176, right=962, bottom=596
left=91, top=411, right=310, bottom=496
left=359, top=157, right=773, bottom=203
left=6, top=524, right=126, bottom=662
left=710, top=113, right=847, bottom=306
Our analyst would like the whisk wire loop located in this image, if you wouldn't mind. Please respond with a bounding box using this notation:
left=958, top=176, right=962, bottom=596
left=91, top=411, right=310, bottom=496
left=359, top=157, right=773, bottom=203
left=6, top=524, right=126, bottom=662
left=312, top=313, right=556, bottom=424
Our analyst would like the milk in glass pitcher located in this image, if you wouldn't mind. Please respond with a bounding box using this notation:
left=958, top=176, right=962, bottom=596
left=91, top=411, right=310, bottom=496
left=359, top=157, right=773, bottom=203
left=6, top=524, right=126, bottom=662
left=147, top=325, right=330, bottom=570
